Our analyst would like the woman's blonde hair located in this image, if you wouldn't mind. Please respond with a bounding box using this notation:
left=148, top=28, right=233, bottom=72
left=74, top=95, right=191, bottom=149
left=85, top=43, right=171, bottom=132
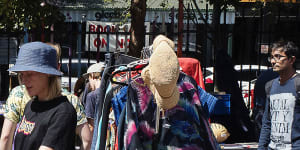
left=18, top=74, right=61, bottom=100
left=45, top=42, right=62, bottom=100
left=46, top=76, right=62, bottom=100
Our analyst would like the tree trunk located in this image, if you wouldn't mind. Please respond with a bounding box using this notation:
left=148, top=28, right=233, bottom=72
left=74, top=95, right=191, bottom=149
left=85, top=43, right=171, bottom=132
left=212, top=1, right=223, bottom=51
left=128, top=0, right=146, bottom=58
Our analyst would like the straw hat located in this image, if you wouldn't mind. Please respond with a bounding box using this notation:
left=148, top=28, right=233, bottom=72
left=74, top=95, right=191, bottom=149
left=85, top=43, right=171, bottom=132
left=152, top=35, right=175, bottom=50
left=210, top=123, right=230, bottom=143
left=142, top=35, right=180, bottom=110
left=8, top=42, right=62, bottom=76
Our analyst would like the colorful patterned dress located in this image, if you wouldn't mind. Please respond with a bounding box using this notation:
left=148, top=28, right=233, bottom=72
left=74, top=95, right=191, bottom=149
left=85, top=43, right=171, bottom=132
left=118, top=73, right=220, bottom=150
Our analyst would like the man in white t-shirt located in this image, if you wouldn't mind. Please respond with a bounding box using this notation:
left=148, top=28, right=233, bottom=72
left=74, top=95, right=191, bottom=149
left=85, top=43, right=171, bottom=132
left=259, top=40, right=300, bottom=150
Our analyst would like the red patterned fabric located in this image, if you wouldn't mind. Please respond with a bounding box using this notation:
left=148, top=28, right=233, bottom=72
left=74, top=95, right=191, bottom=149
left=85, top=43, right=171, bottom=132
left=178, top=57, right=205, bottom=90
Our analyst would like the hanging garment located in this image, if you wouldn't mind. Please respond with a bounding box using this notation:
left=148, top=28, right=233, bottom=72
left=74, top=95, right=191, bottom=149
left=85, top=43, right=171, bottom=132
left=178, top=57, right=205, bottom=90
left=95, top=85, right=119, bottom=150
left=91, top=53, right=115, bottom=150
left=111, top=86, right=128, bottom=126
left=198, top=86, right=218, bottom=118
left=92, top=53, right=139, bottom=149
left=118, top=73, right=220, bottom=150
left=106, top=109, right=117, bottom=150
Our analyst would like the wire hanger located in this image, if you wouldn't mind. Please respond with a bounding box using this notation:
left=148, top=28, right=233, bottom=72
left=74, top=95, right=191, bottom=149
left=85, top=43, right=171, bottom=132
left=141, top=45, right=153, bottom=59
left=109, top=59, right=149, bottom=85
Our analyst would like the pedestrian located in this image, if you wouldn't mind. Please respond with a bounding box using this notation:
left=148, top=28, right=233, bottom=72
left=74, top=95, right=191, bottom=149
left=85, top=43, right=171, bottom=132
left=258, top=40, right=300, bottom=149
left=81, top=63, right=104, bottom=133
left=0, top=42, right=84, bottom=150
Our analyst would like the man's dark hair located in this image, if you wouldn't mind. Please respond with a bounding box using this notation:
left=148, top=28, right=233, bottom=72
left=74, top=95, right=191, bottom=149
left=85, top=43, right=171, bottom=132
left=271, top=40, right=299, bottom=69
left=271, top=40, right=299, bottom=58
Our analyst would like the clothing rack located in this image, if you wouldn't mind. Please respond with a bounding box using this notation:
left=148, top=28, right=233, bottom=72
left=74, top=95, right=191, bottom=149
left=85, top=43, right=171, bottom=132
left=91, top=52, right=141, bottom=150
left=91, top=53, right=220, bottom=150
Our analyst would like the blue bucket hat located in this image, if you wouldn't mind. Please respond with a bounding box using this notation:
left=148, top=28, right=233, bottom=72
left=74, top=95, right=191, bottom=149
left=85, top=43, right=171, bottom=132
left=8, top=42, right=63, bottom=76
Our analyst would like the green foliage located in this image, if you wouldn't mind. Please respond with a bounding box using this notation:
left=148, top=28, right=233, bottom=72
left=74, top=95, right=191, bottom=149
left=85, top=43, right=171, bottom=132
left=116, top=0, right=131, bottom=25
left=160, top=0, right=168, bottom=8
left=207, top=0, right=241, bottom=7
left=119, top=9, right=131, bottom=25
left=0, top=0, right=65, bottom=32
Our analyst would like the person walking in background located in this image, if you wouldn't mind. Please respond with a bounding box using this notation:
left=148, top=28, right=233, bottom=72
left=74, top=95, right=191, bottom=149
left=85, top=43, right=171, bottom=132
left=258, top=40, right=300, bottom=149
left=81, top=63, right=104, bottom=133
left=0, top=42, right=92, bottom=150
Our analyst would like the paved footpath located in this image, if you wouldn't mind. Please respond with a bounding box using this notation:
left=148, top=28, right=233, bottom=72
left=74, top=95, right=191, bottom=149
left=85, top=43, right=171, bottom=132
left=220, top=142, right=258, bottom=150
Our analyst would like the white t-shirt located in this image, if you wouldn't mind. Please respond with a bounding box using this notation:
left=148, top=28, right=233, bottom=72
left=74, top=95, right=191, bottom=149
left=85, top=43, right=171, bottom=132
left=269, top=78, right=298, bottom=150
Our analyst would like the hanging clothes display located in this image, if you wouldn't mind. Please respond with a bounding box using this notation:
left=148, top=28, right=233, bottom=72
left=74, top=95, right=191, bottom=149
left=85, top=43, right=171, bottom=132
left=91, top=35, right=220, bottom=150
left=117, top=73, right=219, bottom=150
left=91, top=53, right=139, bottom=150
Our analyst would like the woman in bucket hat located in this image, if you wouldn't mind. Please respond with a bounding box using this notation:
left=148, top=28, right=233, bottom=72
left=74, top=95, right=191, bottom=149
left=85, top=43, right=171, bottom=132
left=7, top=42, right=77, bottom=150
left=0, top=42, right=92, bottom=150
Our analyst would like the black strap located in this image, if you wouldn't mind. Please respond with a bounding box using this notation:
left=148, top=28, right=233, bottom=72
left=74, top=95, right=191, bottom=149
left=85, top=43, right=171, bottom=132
left=294, top=74, right=300, bottom=93
left=265, top=79, right=274, bottom=100
left=265, top=73, right=300, bottom=97
left=292, top=73, right=300, bottom=106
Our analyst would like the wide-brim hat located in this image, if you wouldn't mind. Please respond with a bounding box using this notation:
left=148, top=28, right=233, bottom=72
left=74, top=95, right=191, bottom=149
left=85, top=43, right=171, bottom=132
left=148, top=80, right=180, bottom=110
left=83, top=62, right=105, bottom=79
left=8, top=42, right=62, bottom=76
left=152, top=35, right=175, bottom=50
left=142, top=35, right=180, bottom=110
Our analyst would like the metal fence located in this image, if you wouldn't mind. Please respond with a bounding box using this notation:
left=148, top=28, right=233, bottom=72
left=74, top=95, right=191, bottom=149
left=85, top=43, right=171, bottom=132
left=2, top=2, right=300, bottom=111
